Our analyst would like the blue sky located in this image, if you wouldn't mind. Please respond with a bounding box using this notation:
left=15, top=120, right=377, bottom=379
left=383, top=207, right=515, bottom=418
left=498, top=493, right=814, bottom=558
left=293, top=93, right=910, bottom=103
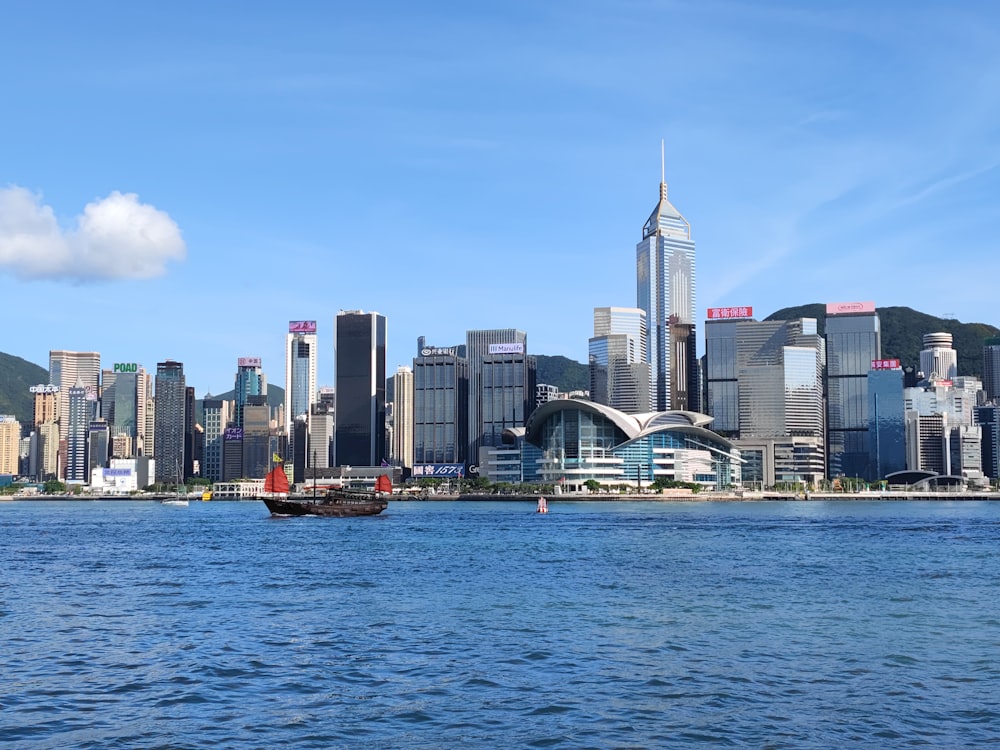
left=2, top=1, right=999, bottom=395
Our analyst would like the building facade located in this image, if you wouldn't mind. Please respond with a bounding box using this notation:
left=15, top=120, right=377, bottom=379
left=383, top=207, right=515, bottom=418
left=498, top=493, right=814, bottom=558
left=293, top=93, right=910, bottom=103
left=334, top=310, right=387, bottom=467
left=284, top=320, right=318, bottom=452
left=413, top=342, right=469, bottom=468
left=523, top=401, right=738, bottom=490
left=868, top=366, right=907, bottom=480
left=635, top=160, right=696, bottom=412
left=0, top=416, right=20, bottom=475
left=983, top=337, right=1000, bottom=403
left=705, top=315, right=826, bottom=486
left=65, top=382, right=90, bottom=483
left=825, top=302, right=881, bottom=480
left=919, top=332, right=958, bottom=382
left=589, top=306, right=650, bottom=413
left=392, top=365, right=414, bottom=470
left=153, top=360, right=186, bottom=483
left=49, top=350, right=101, bottom=442
left=465, top=329, right=533, bottom=464
left=234, top=357, right=266, bottom=428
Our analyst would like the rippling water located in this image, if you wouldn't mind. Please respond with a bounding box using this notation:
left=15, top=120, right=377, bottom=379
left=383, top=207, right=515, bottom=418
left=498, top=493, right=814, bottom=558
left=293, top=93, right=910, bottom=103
left=3, top=499, right=999, bottom=748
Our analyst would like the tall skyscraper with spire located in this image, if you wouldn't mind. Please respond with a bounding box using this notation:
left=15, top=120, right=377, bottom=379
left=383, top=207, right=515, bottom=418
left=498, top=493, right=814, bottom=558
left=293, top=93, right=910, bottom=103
left=636, top=144, right=697, bottom=411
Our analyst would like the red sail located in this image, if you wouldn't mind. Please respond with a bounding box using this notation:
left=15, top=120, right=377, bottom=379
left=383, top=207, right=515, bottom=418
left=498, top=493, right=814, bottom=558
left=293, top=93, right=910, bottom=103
left=264, top=466, right=290, bottom=494
left=375, top=474, right=392, bottom=494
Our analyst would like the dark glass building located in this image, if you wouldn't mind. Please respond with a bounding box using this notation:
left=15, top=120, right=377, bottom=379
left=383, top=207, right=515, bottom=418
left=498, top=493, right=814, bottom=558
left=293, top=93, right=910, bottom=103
left=867, top=367, right=906, bottom=480
left=825, top=306, right=880, bottom=480
left=335, top=311, right=387, bottom=467
left=413, top=342, right=469, bottom=466
left=153, top=360, right=186, bottom=483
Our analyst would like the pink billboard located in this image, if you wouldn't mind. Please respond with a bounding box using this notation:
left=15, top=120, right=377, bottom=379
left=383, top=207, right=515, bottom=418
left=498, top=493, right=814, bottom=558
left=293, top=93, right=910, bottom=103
left=707, top=306, right=752, bottom=320
left=826, top=301, right=876, bottom=315
left=289, top=320, right=317, bottom=333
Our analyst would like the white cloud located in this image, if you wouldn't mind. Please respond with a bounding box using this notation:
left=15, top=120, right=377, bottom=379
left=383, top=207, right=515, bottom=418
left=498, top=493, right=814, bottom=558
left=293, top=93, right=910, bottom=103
left=0, top=186, right=186, bottom=281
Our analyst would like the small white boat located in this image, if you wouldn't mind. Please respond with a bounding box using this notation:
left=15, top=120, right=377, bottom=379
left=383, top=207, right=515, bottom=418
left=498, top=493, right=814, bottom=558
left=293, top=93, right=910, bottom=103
left=536, top=496, right=548, bottom=514
left=161, top=497, right=189, bottom=507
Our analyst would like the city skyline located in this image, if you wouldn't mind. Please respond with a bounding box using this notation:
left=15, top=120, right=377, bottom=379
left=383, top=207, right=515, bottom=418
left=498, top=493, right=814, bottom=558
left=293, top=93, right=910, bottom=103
left=2, top=2, right=999, bottom=394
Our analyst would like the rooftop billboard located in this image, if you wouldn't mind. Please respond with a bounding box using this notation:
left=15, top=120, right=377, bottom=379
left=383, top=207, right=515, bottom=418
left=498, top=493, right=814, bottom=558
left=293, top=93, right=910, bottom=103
left=289, top=320, right=317, bottom=333
left=826, top=301, right=876, bottom=315
left=238, top=357, right=262, bottom=368
left=707, top=306, right=753, bottom=320
left=488, top=343, right=525, bottom=355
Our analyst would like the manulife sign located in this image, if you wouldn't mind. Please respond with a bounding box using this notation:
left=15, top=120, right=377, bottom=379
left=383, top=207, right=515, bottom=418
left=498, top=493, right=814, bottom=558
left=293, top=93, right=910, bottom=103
left=113, top=363, right=138, bottom=373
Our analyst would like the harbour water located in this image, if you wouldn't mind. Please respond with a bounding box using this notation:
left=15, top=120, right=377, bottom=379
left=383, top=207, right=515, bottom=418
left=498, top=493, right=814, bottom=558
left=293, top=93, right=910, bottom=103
left=3, top=499, right=999, bottom=748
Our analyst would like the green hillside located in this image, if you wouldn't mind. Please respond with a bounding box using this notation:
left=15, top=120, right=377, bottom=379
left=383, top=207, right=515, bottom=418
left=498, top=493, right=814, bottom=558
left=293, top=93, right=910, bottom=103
left=0, top=353, right=49, bottom=423
left=536, top=354, right=589, bottom=393
left=767, top=304, right=1000, bottom=378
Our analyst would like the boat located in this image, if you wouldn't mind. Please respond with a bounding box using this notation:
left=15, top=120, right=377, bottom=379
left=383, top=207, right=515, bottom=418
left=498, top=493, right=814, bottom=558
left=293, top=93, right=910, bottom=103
left=536, top=496, right=548, bottom=514
left=160, top=460, right=189, bottom=506
left=260, top=466, right=390, bottom=517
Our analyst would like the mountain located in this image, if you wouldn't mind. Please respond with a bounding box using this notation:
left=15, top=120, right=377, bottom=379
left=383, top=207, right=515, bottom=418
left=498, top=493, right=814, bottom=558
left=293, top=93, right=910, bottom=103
left=767, top=304, right=1000, bottom=378
left=0, top=353, right=49, bottom=423
left=536, top=354, right=589, bottom=393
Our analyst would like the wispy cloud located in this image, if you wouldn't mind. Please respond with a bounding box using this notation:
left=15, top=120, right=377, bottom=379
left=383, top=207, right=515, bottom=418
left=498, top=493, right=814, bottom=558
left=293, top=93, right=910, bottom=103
left=0, top=187, right=186, bottom=282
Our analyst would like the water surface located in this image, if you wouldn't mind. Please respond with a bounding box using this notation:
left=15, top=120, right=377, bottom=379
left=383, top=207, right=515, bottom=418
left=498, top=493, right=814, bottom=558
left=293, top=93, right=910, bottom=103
left=2, top=500, right=999, bottom=747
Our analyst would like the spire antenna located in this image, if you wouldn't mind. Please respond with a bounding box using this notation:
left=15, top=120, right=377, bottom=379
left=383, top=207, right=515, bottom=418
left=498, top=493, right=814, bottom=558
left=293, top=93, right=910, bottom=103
left=661, top=139, right=665, bottom=184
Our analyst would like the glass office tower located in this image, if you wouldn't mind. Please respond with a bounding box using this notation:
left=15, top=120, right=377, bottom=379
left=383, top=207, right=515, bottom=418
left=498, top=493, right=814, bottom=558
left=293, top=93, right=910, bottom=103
left=825, top=306, right=881, bottom=479
left=334, top=310, right=387, bottom=467
left=636, top=158, right=696, bottom=412
left=413, top=342, right=468, bottom=466
left=868, top=368, right=906, bottom=479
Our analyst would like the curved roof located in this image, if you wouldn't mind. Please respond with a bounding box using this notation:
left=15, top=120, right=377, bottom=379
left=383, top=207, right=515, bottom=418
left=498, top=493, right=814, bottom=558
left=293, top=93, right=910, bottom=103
left=525, top=399, right=733, bottom=451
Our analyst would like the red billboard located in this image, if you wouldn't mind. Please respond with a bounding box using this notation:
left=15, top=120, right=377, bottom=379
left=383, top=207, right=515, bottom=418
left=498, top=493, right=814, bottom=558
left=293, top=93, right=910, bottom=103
left=871, top=359, right=901, bottom=370
left=707, top=306, right=752, bottom=320
left=289, top=320, right=317, bottom=333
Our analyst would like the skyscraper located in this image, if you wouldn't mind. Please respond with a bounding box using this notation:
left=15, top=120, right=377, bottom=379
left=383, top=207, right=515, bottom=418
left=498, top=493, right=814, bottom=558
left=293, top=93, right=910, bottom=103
left=919, top=332, right=958, bottom=382
left=49, top=350, right=101, bottom=442
left=465, top=329, right=535, bottom=465
left=202, top=398, right=230, bottom=482
left=825, top=302, right=881, bottom=479
left=868, top=363, right=906, bottom=480
left=392, top=365, right=414, bottom=470
left=413, top=341, right=469, bottom=468
left=983, top=337, right=1000, bottom=403
left=334, top=310, right=386, bottom=467
left=66, top=381, right=89, bottom=483
left=154, top=360, right=186, bottom=483
left=705, top=313, right=826, bottom=485
left=636, top=148, right=696, bottom=411
left=234, top=357, right=266, bottom=428
left=284, top=320, right=318, bottom=450
left=588, top=306, right=650, bottom=413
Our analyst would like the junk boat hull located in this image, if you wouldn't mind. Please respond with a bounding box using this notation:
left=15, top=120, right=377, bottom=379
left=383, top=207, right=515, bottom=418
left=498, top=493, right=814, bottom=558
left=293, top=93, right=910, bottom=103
left=261, top=465, right=392, bottom=517
left=263, top=494, right=388, bottom=517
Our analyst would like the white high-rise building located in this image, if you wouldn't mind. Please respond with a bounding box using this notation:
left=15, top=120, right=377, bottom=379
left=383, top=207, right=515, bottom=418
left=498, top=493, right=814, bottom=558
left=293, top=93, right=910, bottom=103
left=49, top=350, right=101, bottom=441
left=393, top=366, right=414, bottom=469
left=636, top=146, right=696, bottom=411
left=919, top=332, right=958, bottom=383
left=284, top=321, right=319, bottom=443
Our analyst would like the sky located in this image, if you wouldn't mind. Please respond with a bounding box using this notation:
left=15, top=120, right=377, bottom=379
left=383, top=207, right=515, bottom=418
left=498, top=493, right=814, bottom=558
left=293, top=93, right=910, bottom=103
left=2, top=1, right=999, bottom=396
